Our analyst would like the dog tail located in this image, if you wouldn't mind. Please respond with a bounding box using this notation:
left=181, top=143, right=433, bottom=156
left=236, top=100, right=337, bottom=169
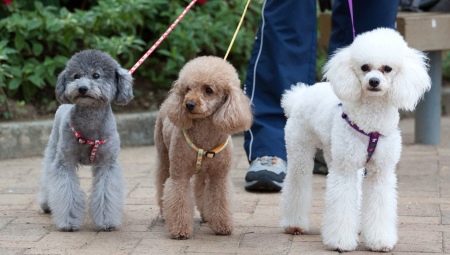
left=281, top=83, right=309, bottom=118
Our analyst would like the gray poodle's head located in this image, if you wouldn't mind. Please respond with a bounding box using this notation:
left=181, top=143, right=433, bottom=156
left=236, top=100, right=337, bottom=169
left=55, top=49, right=133, bottom=106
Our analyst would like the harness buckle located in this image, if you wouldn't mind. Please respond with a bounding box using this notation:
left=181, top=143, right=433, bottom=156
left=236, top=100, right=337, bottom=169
left=205, top=151, right=216, bottom=158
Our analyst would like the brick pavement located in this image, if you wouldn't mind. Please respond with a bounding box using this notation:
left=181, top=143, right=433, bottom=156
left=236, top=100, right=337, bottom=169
left=0, top=117, right=448, bottom=255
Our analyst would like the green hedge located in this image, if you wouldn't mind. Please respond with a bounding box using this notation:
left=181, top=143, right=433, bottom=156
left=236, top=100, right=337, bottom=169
left=0, top=0, right=261, bottom=119
left=2, top=1, right=449, bottom=120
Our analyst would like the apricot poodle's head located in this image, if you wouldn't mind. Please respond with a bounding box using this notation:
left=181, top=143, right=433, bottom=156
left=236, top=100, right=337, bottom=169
left=165, top=56, right=252, bottom=133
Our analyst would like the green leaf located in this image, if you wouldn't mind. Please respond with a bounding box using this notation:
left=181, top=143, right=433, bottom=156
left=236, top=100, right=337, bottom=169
left=32, top=42, right=44, bottom=55
left=14, top=35, right=25, bottom=51
left=8, top=78, right=21, bottom=90
left=9, top=67, right=22, bottom=77
left=28, top=74, right=44, bottom=88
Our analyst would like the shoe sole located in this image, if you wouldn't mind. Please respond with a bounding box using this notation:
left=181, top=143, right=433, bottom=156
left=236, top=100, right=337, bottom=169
left=245, top=179, right=282, bottom=192
left=245, top=170, right=284, bottom=192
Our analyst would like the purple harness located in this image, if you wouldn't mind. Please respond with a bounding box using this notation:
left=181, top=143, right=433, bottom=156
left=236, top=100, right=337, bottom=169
left=340, top=107, right=382, bottom=163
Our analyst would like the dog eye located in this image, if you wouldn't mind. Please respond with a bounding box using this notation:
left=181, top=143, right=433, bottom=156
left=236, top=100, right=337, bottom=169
left=186, top=87, right=191, bottom=93
left=204, top=86, right=214, bottom=95
left=383, top=65, right=392, bottom=73
left=361, top=64, right=370, bottom=72
left=73, top=74, right=81, bottom=80
left=92, top=73, right=100, bottom=79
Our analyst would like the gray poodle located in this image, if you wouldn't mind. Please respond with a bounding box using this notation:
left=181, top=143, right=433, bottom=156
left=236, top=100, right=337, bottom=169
left=39, top=49, right=133, bottom=231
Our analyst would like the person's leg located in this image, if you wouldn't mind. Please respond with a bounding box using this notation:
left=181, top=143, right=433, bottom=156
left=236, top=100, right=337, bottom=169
left=244, top=0, right=317, bottom=191
left=328, top=0, right=399, bottom=56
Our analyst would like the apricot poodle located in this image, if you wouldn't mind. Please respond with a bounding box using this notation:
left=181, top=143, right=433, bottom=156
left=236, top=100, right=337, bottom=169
left=155, top=56, right=252, bottom=239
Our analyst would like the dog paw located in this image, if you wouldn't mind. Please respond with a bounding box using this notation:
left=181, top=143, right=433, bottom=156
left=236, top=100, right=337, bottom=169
left=363, top=229, right=397, bottom=252
left=58, top=225, right=80, bottom=232
left=212, top=224, right=233, bottom=236
left=285, top=226, right=304, bottom=235
left=368, top=245, right=394, bottom=253
left=97, top=225, right=117, bottom=232
left=41, top=206, right=51, bottom=214
left=208, top=218, right=233, bottom=235
left=324, top=238, right=358, bottom=252
left=170, top=231, right=192, bottom=240
left=365, top=239, right=395, bottom=253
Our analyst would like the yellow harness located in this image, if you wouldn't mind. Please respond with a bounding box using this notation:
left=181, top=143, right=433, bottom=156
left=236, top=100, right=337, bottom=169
left=182, top=129, right=230, bottom=173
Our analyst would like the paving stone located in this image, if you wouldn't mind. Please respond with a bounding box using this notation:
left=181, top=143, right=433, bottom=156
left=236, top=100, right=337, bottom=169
left=0, top=194, right=34, bottom=206
left=238, top=232, right=291, bottom=255
left=131, top=238, right=188, bottom=255
left=0, top=247, right=25, bottom=255
left=0, top=217, right=14, bottom=230
left=23, top=248, right=70, bottom=255
left=0, top=117, right=448, bottom=254
left=398, top=202, right=441, bottom=217
left=77, top=232, right=143, bottom=254
left=288, top=242, right=337, bottom=254
left=12, top=215, right=52, bottom=225
left=0, top=223, right=48, bottom=242
left=36, top=232, right=97, bottom=249
left=394, top=242, right=443, bottom=253
left=444, top=232, right=450, bottom=253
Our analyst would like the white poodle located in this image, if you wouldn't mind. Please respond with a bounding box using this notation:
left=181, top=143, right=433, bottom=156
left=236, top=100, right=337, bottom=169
left=280, top=28, right=431, bottom=252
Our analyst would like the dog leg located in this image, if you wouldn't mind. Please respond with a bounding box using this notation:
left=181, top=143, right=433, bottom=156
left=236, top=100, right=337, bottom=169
left=361, top=167, right=397, bottom=252
left=281, top=122, right=316, bottom=235
left=90, top=162, right=124, bottom=231
left=39, top=152, right=53, bottom=214
left=203, top=175, right=233, bottom=235
left=39, top=123, right=60, bottom=214
left=156, top=155, right=170, bottom=215
left=322, top=168, right=362, bottom=251
left=155, top=135, right=170, bottom=215
left=193, top=172, right=207, bottom=222
left=39, top=174, right=51, bottom=214
left=48, top=162, right=86, bottom=231
left=162, top=177, right=194, bottom=239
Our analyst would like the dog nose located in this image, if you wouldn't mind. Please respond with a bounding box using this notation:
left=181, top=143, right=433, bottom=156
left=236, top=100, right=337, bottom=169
left=369, top=78, right=380, bottom=88
left=186, top=101, right=196, bottom=111
left=78, top=86, right=88, bottom=95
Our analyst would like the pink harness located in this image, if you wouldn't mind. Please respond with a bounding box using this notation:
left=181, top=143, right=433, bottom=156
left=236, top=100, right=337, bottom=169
left=70, top=125, right=107, bottom=163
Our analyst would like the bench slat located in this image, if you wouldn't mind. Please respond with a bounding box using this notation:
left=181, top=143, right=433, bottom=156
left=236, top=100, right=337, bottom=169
left=319, top=12, right=450, bottom=51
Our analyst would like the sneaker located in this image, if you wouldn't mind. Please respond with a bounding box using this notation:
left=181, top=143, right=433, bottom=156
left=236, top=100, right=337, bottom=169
left=245, top=156, right=286, bottom=192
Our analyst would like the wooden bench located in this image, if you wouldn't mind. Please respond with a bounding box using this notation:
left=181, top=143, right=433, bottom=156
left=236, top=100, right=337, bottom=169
left=319, top=12, right=450, bottom=145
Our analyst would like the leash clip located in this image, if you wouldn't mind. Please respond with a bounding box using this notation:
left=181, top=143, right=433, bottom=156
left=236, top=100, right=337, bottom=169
left=205, top=151, right=216, bottom=158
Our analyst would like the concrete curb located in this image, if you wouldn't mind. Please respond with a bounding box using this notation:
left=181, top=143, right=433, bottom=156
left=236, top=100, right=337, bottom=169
left=0, top=111, right=157, bottom=160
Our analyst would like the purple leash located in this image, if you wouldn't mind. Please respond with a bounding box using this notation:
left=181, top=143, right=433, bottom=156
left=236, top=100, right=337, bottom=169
left=348, top=0, right=356, bottom=39
left=341, top=113, right=381, bottom=163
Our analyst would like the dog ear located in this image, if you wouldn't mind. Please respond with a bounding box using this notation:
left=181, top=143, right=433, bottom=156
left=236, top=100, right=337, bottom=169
left=114, top=68, right=134, bottom=105
left=389, top=48, right=431, bottom=111
left=323, top=47, right=361, bottom=102
left=165, top=81, right=193, bottom=128
left=55, top=70, right=70, bottom=104
left=212, top=86, right=252, bottom=134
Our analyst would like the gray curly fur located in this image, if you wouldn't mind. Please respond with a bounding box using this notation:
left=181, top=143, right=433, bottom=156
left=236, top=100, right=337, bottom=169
left=39, top=49, right=133, bottom=231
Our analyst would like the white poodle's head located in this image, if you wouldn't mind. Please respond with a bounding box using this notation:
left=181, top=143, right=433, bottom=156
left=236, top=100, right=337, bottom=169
left=324, top=28, right=431, bottom=111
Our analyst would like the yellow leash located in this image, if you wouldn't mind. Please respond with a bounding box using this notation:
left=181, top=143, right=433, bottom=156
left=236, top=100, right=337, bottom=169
left=223, top=0, right=252, bottom=60
left=182, top=0, right=250, bottom=173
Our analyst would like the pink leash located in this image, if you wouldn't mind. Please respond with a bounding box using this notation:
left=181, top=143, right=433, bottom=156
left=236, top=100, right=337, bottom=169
left=128, top=0, right=199, bottom=75
left=348, top=0, right=356, bottom=39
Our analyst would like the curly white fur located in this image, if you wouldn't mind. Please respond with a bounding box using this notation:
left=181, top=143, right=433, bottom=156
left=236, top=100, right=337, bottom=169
left=280, top=28, right=431, bottom=252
